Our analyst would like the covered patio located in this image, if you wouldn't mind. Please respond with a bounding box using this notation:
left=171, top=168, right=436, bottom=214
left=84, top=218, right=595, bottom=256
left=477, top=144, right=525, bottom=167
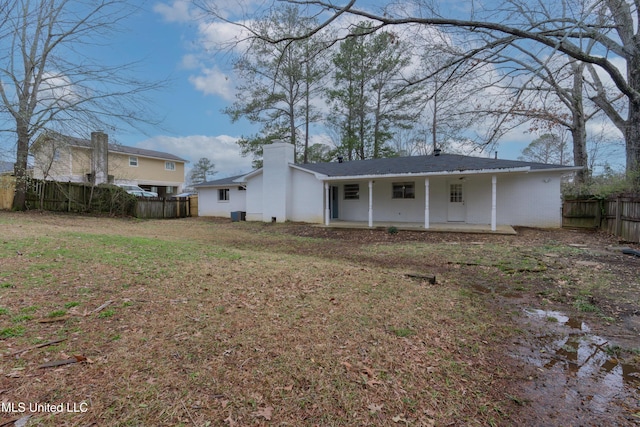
left=320, top=220, right=517, bottom=235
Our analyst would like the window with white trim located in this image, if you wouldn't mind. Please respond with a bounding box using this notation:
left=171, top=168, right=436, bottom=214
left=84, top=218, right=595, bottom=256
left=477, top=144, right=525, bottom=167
left=218, top=188, right=229, bottom=201
left=129, top=156, right=138, bottom=167
left=450, top=183, right=463, bottom=202
left=165, top=161, right=176, bottom=171
left=344, top=184, right=359, bottom=200
left=392, top=182, right=415, bottom=199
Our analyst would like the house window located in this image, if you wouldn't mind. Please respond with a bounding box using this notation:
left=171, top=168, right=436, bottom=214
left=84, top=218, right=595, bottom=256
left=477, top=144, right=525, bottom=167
left=344, top=184, right=359, bottom=200
left=166, top=186, right=174, bottom=194
left=129, top=156, right=138, bottom=167
left=218, top=188, right=229, bottom=201
left=450, top=183, right=463, bottom=203
left=165, top=161, right=176, bottom=171
left=392, top=182, right=415, bottom=199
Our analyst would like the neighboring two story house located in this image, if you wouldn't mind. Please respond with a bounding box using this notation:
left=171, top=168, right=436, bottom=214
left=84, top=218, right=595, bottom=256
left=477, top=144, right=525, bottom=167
left=32, top=131, right=187, bottom=197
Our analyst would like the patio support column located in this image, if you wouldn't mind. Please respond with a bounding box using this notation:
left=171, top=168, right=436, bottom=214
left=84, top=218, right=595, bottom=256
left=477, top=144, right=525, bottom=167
left=491, top=175, right=497, bottom=231
left=324, top=182, right=330, bottom=226
left=424, top=178, right=430, bottom=229
left=368, top=180, right=373, bottom=227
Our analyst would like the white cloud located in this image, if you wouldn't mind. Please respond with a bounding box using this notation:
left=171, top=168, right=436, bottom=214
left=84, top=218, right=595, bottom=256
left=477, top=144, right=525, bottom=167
left=180, top=54, right=200, bottom=70
left=196, top=19, right=253, bottom=52
left=153, top=1, right=193, bottom=23
left=136, top=134, right=253, bottom=177
left=188, top=66, right=235, bottom=100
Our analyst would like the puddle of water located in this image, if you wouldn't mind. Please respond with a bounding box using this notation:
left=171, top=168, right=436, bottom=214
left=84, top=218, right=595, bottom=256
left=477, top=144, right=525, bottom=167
left=513, top=308, right=640, bottom=425
left=525, top=308, right=590, bottom=332
left=524, top=309, right=639, bottom=385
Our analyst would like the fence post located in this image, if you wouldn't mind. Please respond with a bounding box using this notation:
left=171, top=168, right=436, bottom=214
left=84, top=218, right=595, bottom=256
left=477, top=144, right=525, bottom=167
left=616, top=197, right=622, bottom=237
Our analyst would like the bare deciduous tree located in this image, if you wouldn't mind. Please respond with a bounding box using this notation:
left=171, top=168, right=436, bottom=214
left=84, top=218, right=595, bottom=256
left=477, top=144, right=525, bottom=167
left=249, top=0, right=640, bottom=182
left=0, top=0, right=163, bottom=210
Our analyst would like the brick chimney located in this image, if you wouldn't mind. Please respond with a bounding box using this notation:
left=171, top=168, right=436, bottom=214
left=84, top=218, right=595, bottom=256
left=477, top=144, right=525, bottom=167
left=262, top=142, right=294, bottom=222
left=91, top=131, right=109, bottom=185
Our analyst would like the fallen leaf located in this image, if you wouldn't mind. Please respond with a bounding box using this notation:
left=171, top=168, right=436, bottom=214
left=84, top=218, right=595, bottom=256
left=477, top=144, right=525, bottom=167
left=341, top=361, right=352, bottom=371
left=362, top=365, right=375, bottom=377
left=368, top=403, right=383, bottom=413
left=15, top=416, right=31, bottom=427
left=392, top=414, right=407, bottom=423
left=276, top=384, right=293, bottom=391
left=253, top=405, right=273, bottom=420
left=224, top=414, right=236, bottom=427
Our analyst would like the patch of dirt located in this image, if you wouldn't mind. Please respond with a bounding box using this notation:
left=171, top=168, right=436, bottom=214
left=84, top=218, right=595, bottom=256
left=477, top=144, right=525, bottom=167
left=1, top=212, right=639, bottom=426
left=264, top=222, right=640, bottom=425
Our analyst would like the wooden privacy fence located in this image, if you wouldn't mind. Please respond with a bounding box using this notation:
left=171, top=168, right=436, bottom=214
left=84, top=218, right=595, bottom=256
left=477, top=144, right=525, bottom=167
left=1, top=179, right=192, bottom=219
left=0, top=176, right=15, bottom=210
left=135, top=197, right=191, bottom=219
left=562, top=195, right=640, bottom=243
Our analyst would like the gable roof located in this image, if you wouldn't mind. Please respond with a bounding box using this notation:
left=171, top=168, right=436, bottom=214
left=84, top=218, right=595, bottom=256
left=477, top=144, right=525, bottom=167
left=194, top=174, right=247, bottom=187
left=296, top=153, right=580, bottom=178
left=194, top=153, right=581, bottom=187
left=42, top=132, right=187, bottom=163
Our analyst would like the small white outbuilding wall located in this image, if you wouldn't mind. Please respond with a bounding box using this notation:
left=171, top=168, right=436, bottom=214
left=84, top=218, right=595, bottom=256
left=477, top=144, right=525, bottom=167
left=196, top=185, right=246, bottom=218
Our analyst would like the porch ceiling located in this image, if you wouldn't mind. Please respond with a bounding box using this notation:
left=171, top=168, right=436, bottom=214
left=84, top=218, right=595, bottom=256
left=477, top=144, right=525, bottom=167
left=319, top=220, right=517, bottom=235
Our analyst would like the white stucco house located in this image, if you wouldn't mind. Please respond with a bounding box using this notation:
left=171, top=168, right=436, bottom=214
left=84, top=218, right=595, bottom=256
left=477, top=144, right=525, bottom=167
left=195, top=142, right=581, bottom=230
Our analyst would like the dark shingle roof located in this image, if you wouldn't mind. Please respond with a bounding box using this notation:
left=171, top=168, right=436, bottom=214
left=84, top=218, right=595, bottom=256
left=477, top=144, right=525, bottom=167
left=296, top=153, right=576, bottom=177
left=195, top=174, right=246, bottom=187
left=189, top=154, right=578, bottom=186
left=48, top=132, right=186, bottom=162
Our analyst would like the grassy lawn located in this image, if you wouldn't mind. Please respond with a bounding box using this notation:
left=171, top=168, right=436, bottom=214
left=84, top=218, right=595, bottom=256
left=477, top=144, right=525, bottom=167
left=0, top=212, right=637, bottom=426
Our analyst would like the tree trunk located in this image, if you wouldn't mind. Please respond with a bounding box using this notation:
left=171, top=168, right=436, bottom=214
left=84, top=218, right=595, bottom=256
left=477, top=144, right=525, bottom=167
left=625, top=100, right=640, bottom=183
left=304, top=64, right=310, bottom=164
left=627, top=55, right=640, bottom=184
left=12, top=122, right=30, bottom=210
left=570, top=62, right=588, bottom=184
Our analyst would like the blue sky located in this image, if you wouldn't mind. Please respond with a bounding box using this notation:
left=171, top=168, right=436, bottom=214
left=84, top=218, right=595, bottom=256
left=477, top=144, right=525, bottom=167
left=107, top=0, right=547, bottom=178
left=0, top=0, right=625, bottom=178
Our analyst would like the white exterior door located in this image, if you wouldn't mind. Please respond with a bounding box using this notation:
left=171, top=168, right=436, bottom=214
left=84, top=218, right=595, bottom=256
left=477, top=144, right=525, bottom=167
left=447, top=182, right=466, bottom=222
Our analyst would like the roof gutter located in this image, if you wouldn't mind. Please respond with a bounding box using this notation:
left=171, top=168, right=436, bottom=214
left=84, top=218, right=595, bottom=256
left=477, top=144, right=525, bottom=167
left=319, top=166, right=533, bottom=182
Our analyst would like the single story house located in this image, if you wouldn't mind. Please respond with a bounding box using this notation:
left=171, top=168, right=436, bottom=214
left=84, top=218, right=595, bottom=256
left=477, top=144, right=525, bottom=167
left=195, top=142, right=581, bottom=230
